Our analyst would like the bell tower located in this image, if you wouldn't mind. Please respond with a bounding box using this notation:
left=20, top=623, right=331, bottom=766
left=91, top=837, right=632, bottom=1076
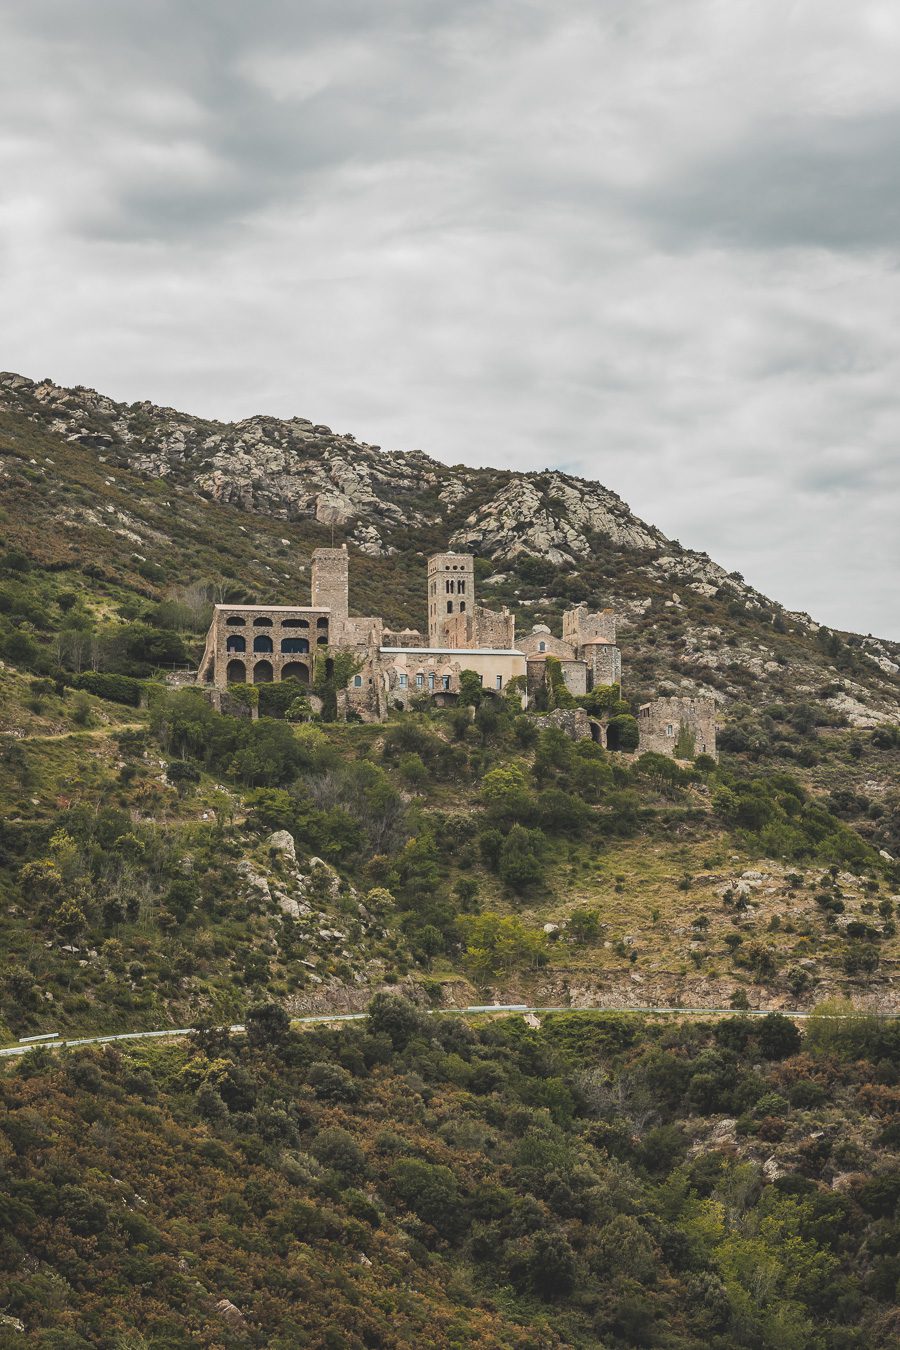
left=427, top=552, right=475, bottom=646
left=311, top=545, right=349, bottom=620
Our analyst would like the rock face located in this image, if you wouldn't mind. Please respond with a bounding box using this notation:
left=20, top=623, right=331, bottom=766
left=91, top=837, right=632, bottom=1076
left=452, top=474, right=661, bottom=563
left=1, top=370, right=898, bottom=728
left=0, top=373, right=674, bottom=566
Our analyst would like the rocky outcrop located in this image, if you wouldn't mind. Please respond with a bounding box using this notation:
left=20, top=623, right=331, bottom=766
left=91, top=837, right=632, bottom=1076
left=1, top=370, right=897, bottom=726
left=451, top=473, right=661, bottom=563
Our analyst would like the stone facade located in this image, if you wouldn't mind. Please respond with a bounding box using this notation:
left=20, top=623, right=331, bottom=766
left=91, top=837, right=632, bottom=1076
left=377, top=647, right=526, bottom=714
left=518, top=625, right=573, bottom=659
left=526, top=654, right=587, bottom=699
left=198, top=603, right=330, bottom=689
left=427, top=552, right=474, bottom=646
left=522, top=610, right=622, bottom=700
left=583, top=640, right=622, bottom=689
left=442, top=604, right=515, bottom=652
left=311, top=546, right=349, bottom=620
left=637, top=696, right=717, bottom=760
left=563, top=604, right=617, bottom=648
left=530, top=707, right=593, bottom=741
left=196, top=548, right=661, bottom=736
left=198, top=547, right=527, bottom=718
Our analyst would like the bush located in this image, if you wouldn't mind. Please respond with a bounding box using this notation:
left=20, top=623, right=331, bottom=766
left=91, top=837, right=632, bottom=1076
left=606, top=714, right=639, bottom=752
left=366, top=993, right=426, bottom=1050
left=390, top=1158, right=464, bottom=1234
left=498, top=824, right=546, bottom=891
left=311, top=1127, right=368, bottom=1181
left=245, top=1002, right=291, bottom=1049
left=72, top=671, right=144, bottom=706
left=307, top=1062, right=361, bottom=1104
left=756, top=1013, right=802, bottom=1060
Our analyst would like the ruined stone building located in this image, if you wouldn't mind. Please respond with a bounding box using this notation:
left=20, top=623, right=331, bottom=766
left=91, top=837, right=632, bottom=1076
left=519, top=605, right=621, bottom=703
left=636, top=696, right=717, bottom=759
left=195, top=545, right=716, bottom=758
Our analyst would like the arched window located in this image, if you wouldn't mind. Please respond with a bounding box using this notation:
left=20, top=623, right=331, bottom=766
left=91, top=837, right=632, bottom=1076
left=415, top=673, right=424, bottom=688
left=539, top=641, right=546, bottom=653
left=253, top=635, right=274, bottom=653
left=353, top=675, right=363, bottom=687
left=282, top=617, right=309, bottom=629
left=280, top=637, right=309, bottom=653
left=428, top=673, right=436, bottom=691
left=316, top=616, right=328, bottom=629
left=459, top=602, right=466, bottom=612
left=317, top=634, right=328, bottom=646
left=226, top=659, right=246, bottom=683
left=226, top=635, right=246, bottom=653
left=225, top=615, right=245, bottom=627
left=253, top=615, right=273, bottom=627
left=442, top=675, right=450, bottom=690
left=446, top=601, right=454, bottom=614
left=281, top=661, right=309, bottom=685
left=253, top=660, right=274, bottom=684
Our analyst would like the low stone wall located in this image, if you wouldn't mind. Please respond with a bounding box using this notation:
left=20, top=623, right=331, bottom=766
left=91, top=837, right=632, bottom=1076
left=531, top=707, right=593, bottom=740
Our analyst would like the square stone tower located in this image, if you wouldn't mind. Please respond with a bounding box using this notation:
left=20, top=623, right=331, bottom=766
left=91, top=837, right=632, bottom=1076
left=311, top=545, right=349, bottom=621
left=427, top=552, right=475, bottom=646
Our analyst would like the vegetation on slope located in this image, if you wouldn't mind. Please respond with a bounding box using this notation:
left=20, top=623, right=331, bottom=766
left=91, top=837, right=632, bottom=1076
left=2, top=1003, right=900, bottom=1347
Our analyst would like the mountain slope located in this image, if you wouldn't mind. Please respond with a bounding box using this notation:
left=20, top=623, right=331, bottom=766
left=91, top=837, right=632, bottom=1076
left=1, top=370, right=898, bottom=735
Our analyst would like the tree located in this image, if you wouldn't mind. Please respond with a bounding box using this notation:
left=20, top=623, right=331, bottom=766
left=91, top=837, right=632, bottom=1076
left=366, top=993, right=425, bottom=1050
left=606, top=714, right=639, bottom=752
left=536, top=787, right=592, bottom=835
left=498, top=824, right=546, bottom=891
left=397, top=752, right=428, bottom=791
left=481, top=763, right=535, bottom=825
left=757, top=1012, right=801, bottom=1060
left=311, top=1127, right=368, bottom=1180
left=307, top=1062, right=361, bottom=1104
left=458, top=669, right=483, bottom=708
left=18, top=860, right=63, bottom=904
left=245, top=1002, right=291, bottom=1049
left=506, top=1229, right=577, bottom=1299
left=568, top=908, right=601, bottom=944
left=462, top=912, right=546, bottom=978
left=390, top=1158, right=464, bottom=1234
left=51, top=896, right=88, bottom=937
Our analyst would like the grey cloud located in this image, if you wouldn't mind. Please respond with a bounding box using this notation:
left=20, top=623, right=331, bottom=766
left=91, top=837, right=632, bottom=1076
left=1, top=0, right=898, bottom=637
left=633, top=114, right=900, bottom=252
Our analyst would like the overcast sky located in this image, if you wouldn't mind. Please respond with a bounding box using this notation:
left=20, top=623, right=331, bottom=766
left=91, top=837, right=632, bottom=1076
left=2, top=1, right=899, bottom=639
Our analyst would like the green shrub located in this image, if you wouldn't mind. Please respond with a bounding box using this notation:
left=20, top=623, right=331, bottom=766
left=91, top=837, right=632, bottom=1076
left=73, top=671, right=144, bottom=706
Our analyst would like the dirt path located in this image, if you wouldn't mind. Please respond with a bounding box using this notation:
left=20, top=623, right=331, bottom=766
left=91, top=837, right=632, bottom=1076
left=7, top=721, right=145, bottom=743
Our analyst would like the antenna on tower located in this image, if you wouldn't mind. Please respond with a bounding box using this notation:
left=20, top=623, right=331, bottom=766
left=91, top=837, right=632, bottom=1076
left=320, top=502, right=341, bottom=549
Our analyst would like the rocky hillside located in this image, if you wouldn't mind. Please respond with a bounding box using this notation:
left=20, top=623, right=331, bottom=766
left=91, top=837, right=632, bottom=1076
left=1, top=370, right=898, bottom=735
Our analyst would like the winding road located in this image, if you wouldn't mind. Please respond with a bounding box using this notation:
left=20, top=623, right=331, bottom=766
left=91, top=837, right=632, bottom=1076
left=2, top=1002, right=896, bottom=1059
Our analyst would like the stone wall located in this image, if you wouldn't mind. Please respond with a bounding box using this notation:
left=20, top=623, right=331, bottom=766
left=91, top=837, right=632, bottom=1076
left=311, top=545, right=349, bottom=620
left=440, top=603, right=515, bottom=651
left=559, top=658, right=588, bottom=697
left=382, top=627, right=426, bottom=648
left=530, top=707, right=593, bottom=741
left=200, top=604, right=331, bottom=690
left=518, top=625, right=574, bottom=659
left=427, top=552, right=475, bottom=645
left=637, top=695, right=717, bottom=760
left=379, top=647, right=526, bottom=711
left=563, top=604, right=617, bottom=648
left=585, top=642, right=622, bottom=689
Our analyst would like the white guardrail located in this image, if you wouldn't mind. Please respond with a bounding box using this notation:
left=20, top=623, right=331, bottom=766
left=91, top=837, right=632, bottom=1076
left=2, top=1004, right=898, bottom=1059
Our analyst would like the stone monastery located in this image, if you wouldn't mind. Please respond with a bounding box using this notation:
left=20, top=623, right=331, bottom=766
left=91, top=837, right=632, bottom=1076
left=197, top=546, right=716, bottom=757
